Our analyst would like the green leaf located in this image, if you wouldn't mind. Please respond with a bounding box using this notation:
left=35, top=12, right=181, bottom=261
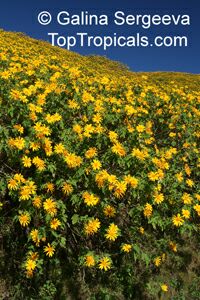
left=72, top=214, right=79, bottom=225
left=133, top=244, right=140, bottom=254
left=60, top=237, right=66, bottom=248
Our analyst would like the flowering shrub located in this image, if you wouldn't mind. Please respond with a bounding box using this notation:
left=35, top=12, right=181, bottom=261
left=0, top=30, right=200, bottom=299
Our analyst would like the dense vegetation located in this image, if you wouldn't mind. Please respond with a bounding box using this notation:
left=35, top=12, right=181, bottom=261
left=0, top=29, right=200, bottom=299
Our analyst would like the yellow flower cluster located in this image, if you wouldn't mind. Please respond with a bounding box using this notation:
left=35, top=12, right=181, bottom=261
left=82, top=191, right=100, bottom=206
left=1, top=29, right=199, bottom=281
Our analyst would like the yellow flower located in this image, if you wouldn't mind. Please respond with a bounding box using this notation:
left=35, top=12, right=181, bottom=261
left=91, top=159, right=102, bottom=170
left=136, top=124, right=145, bottom=132
left=92, top=113, right=102, bottom=123
left=125, top=105, right=137, bottom=116
left=105, top=223, right=119, bottom=241
left=44, top=243, right=55, bottom=257
left=184, top=164, right=191, bottom=176
left=43, top=198, right=57, bottom=216
left=82, top=191, right=99, bottom=206
left=62, top=182, right=73, bottom=195
left=82, top=91, right=94, bottom=103
left=19, top=186, right=32, bottom=201
left=30, top=229, right=40, bottom=246
left=30, top=142, right=40, bottom=151
left=32, top=196, right=42, bottom=208
left=161, top=284, right=168, bottom=292
left=154, top=256, right=161, bottom=267
left=95, top=170, right=109, bottom=188
left=103, top=205, right=116, bottom=217
left=85, top=255, right=95, bottom=267
left=25, top=259, right=36, bottom=272
left=176, top=172, right=183, bottom=182
left=172, top=214, right=184, bottom=226
left=85, top=147, right=97, bottom=159
left=29, top=112, right=37, bottom=122
left=50, top=218, right=61, bottom=230
left=182, top=209, right=190, bottom=219
left=181, top=193, right=192, bottom=204
left=14, top=173, right=25, bottom=183
left=195, top=194, right=200, bottom=201
left=123, top=175, right=138, bottom=188
left=99, top=257, right=111, bottom=271
left=28, top=251, right=39, bottom=261
left=46, top=182, right=54, bottom=192
left=132, top=148, right=149, bottom=161
left=193, top=204, right=200, bottom=216
left=13, top=125, right=24, bottom=136
left=64, top=153, right=82, bottom=168
left=186, top=179, right=194, bottom=187
left=107, top=174, right=118, bottom=187
left=19, top=212, right=30, bottom=227
left=22, top=155, right=32, bottom=167
left=54, top=143, right=65, bottom=154
left=108, top=131, right=118, bottom=142
left=143, top=203, right=153, bottom=218
left=152, top=157, right=169, bottom=170
left=169, top=241, right=177, bottom=252
left=154, top=183, right=161, bottom=192
left=28, top=103, right=42, bottom=113
left=45, top=113, right=62, bottom=123
left=139, top=227, right=145, bottom=234
left=73, top=124, right=82, bottom=135
left=153, top=193, right=164, bottom=204
left=148, top=170, right=164, bottom=181
left=19, top=182, right=36, bottom=201
left=84, top=218, right=100, bottom=235
left=13, top=124, right=24, bottom=134
left=121, top=243, right=132, bottom=253
left=112, top=142, right=126, bottom=157
left=68, top=100, right=80, bottom=109
left=43, top=138, right=53, bottom=156
left=8, top=137, right=25, bottom=150
left=32, top=156, right=46, bottom=171
left=83, top=124, right=95, bottom=137
left=169, top=132, right=176, bottom=137
left=8, top=178, right=18, bottom=190
left=113, top=181, right=127, bottom=198
left=34, top=122, right=51, bottom=136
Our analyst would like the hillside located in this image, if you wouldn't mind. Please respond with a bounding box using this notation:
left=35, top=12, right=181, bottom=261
left=0, top=29, right=200, bottom=300
left=0, top=29, right=200, bottom=87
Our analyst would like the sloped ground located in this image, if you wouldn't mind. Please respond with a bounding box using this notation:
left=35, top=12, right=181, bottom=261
left=0, top=29, right=200, bottom=299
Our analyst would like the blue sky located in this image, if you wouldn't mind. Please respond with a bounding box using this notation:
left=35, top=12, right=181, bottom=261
left=0, top=0, right=199, bottom=73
